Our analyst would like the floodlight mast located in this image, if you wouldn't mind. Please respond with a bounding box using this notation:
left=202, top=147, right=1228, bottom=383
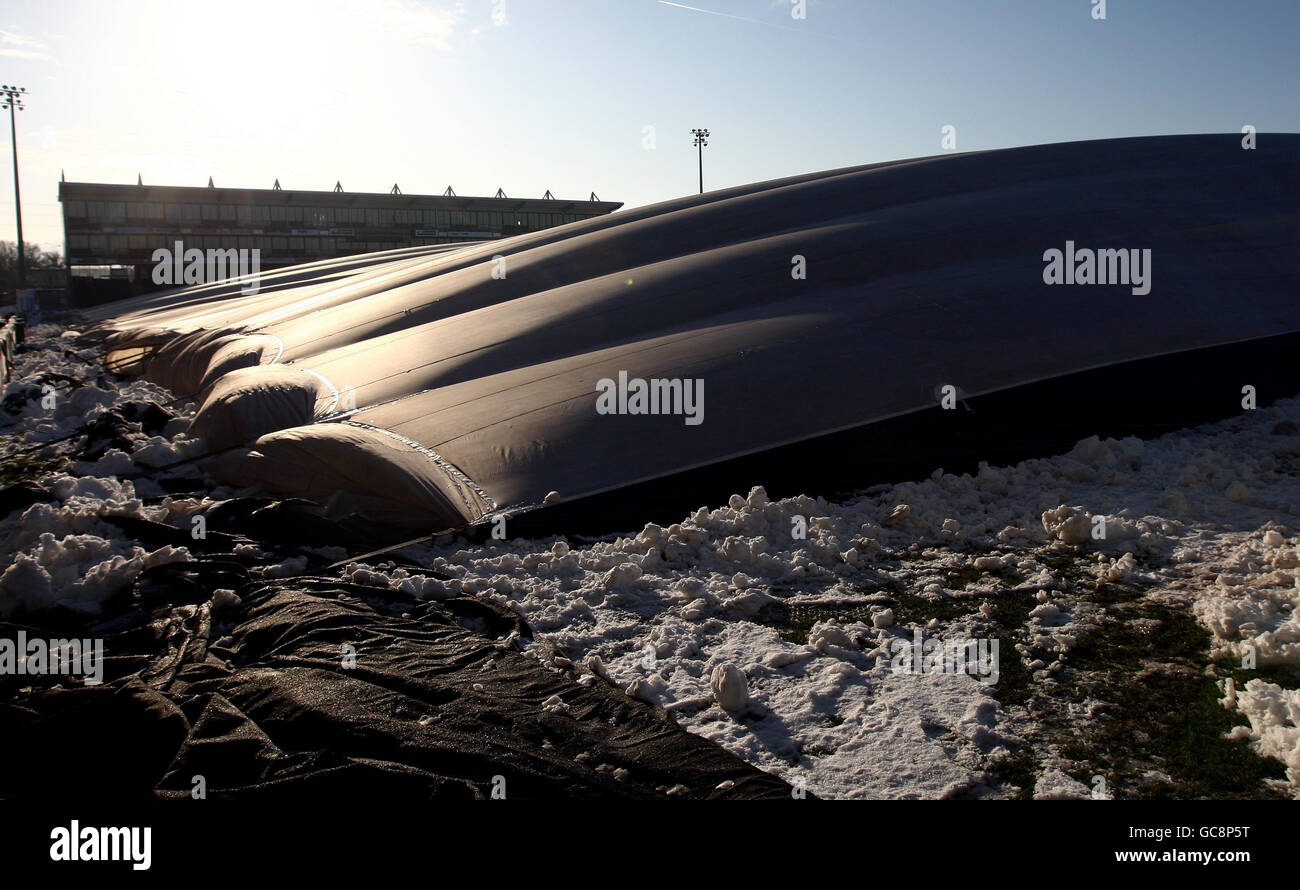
left=691, top=128, right=709, bottom=195
left=1, top=84, right=27, bottom=290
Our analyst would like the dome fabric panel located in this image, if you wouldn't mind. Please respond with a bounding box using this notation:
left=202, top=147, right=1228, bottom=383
left=90, top=135, right=1300, bottom=530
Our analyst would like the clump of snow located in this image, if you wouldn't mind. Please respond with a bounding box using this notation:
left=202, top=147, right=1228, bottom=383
left=339, top=562, right=454, bottom=600
left=710, top=663, right=749, bottom=713
left=1042, top=505, right=1094, bottom=545
left=212, top=588, right=242, bottom=612
left=0, top=472, right=194, bottom=616
left=259, top=555, right=309, bottom=579
left=1222, top=678, right=1300, bottom=791
left=1033, top=768, right=1094, bottom=800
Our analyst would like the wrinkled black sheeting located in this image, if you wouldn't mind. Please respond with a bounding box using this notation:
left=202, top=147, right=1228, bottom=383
left=1, top=567, right=794, bottom=800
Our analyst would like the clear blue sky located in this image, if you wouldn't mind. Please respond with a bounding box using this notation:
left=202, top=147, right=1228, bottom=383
left=1, top=0, right=1297, bottom=249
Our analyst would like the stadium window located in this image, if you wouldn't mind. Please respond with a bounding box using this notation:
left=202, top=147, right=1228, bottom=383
left=220, top=205, right=236, bottom=221
left=86, top=201, right=106, bottom=218
left=65, top=201, right=86, bottom=217
left=89, top=234, right=107, bottom=250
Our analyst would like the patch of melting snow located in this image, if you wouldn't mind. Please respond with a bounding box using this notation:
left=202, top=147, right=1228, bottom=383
left=1, top=325, right=204, bottom=615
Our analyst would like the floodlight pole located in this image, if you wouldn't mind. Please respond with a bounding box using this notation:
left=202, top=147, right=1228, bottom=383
left=691, top=128, right=709, bottom=194
left=1, top=85, right=27, bottom=290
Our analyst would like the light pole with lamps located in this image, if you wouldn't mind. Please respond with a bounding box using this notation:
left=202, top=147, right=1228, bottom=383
left=1, top=84, right=27, bottom=291
left=691, top=128, right=709, bottom=194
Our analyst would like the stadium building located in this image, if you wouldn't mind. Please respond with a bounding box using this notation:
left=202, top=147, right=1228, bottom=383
left=58, top=178, right=622, bottom=303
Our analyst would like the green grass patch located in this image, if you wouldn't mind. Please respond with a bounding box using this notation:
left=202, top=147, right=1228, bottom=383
left=1055, top=598, right=1288, bottom=799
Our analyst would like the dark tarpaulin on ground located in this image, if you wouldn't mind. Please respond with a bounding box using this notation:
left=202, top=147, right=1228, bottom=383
left=0, top=559, right=794, bottom=800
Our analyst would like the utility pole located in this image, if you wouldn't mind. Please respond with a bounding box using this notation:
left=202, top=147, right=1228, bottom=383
left=1, top=84, right=27, bottom=291
left=691, top=128, right=709, bottom=194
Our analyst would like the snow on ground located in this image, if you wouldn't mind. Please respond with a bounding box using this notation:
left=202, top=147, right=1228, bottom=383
left=3, top=319, right=1299, bottom=798
left=0, top=324, right=203, bottom=615
left=373, top=409, right=1300, bottom=799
